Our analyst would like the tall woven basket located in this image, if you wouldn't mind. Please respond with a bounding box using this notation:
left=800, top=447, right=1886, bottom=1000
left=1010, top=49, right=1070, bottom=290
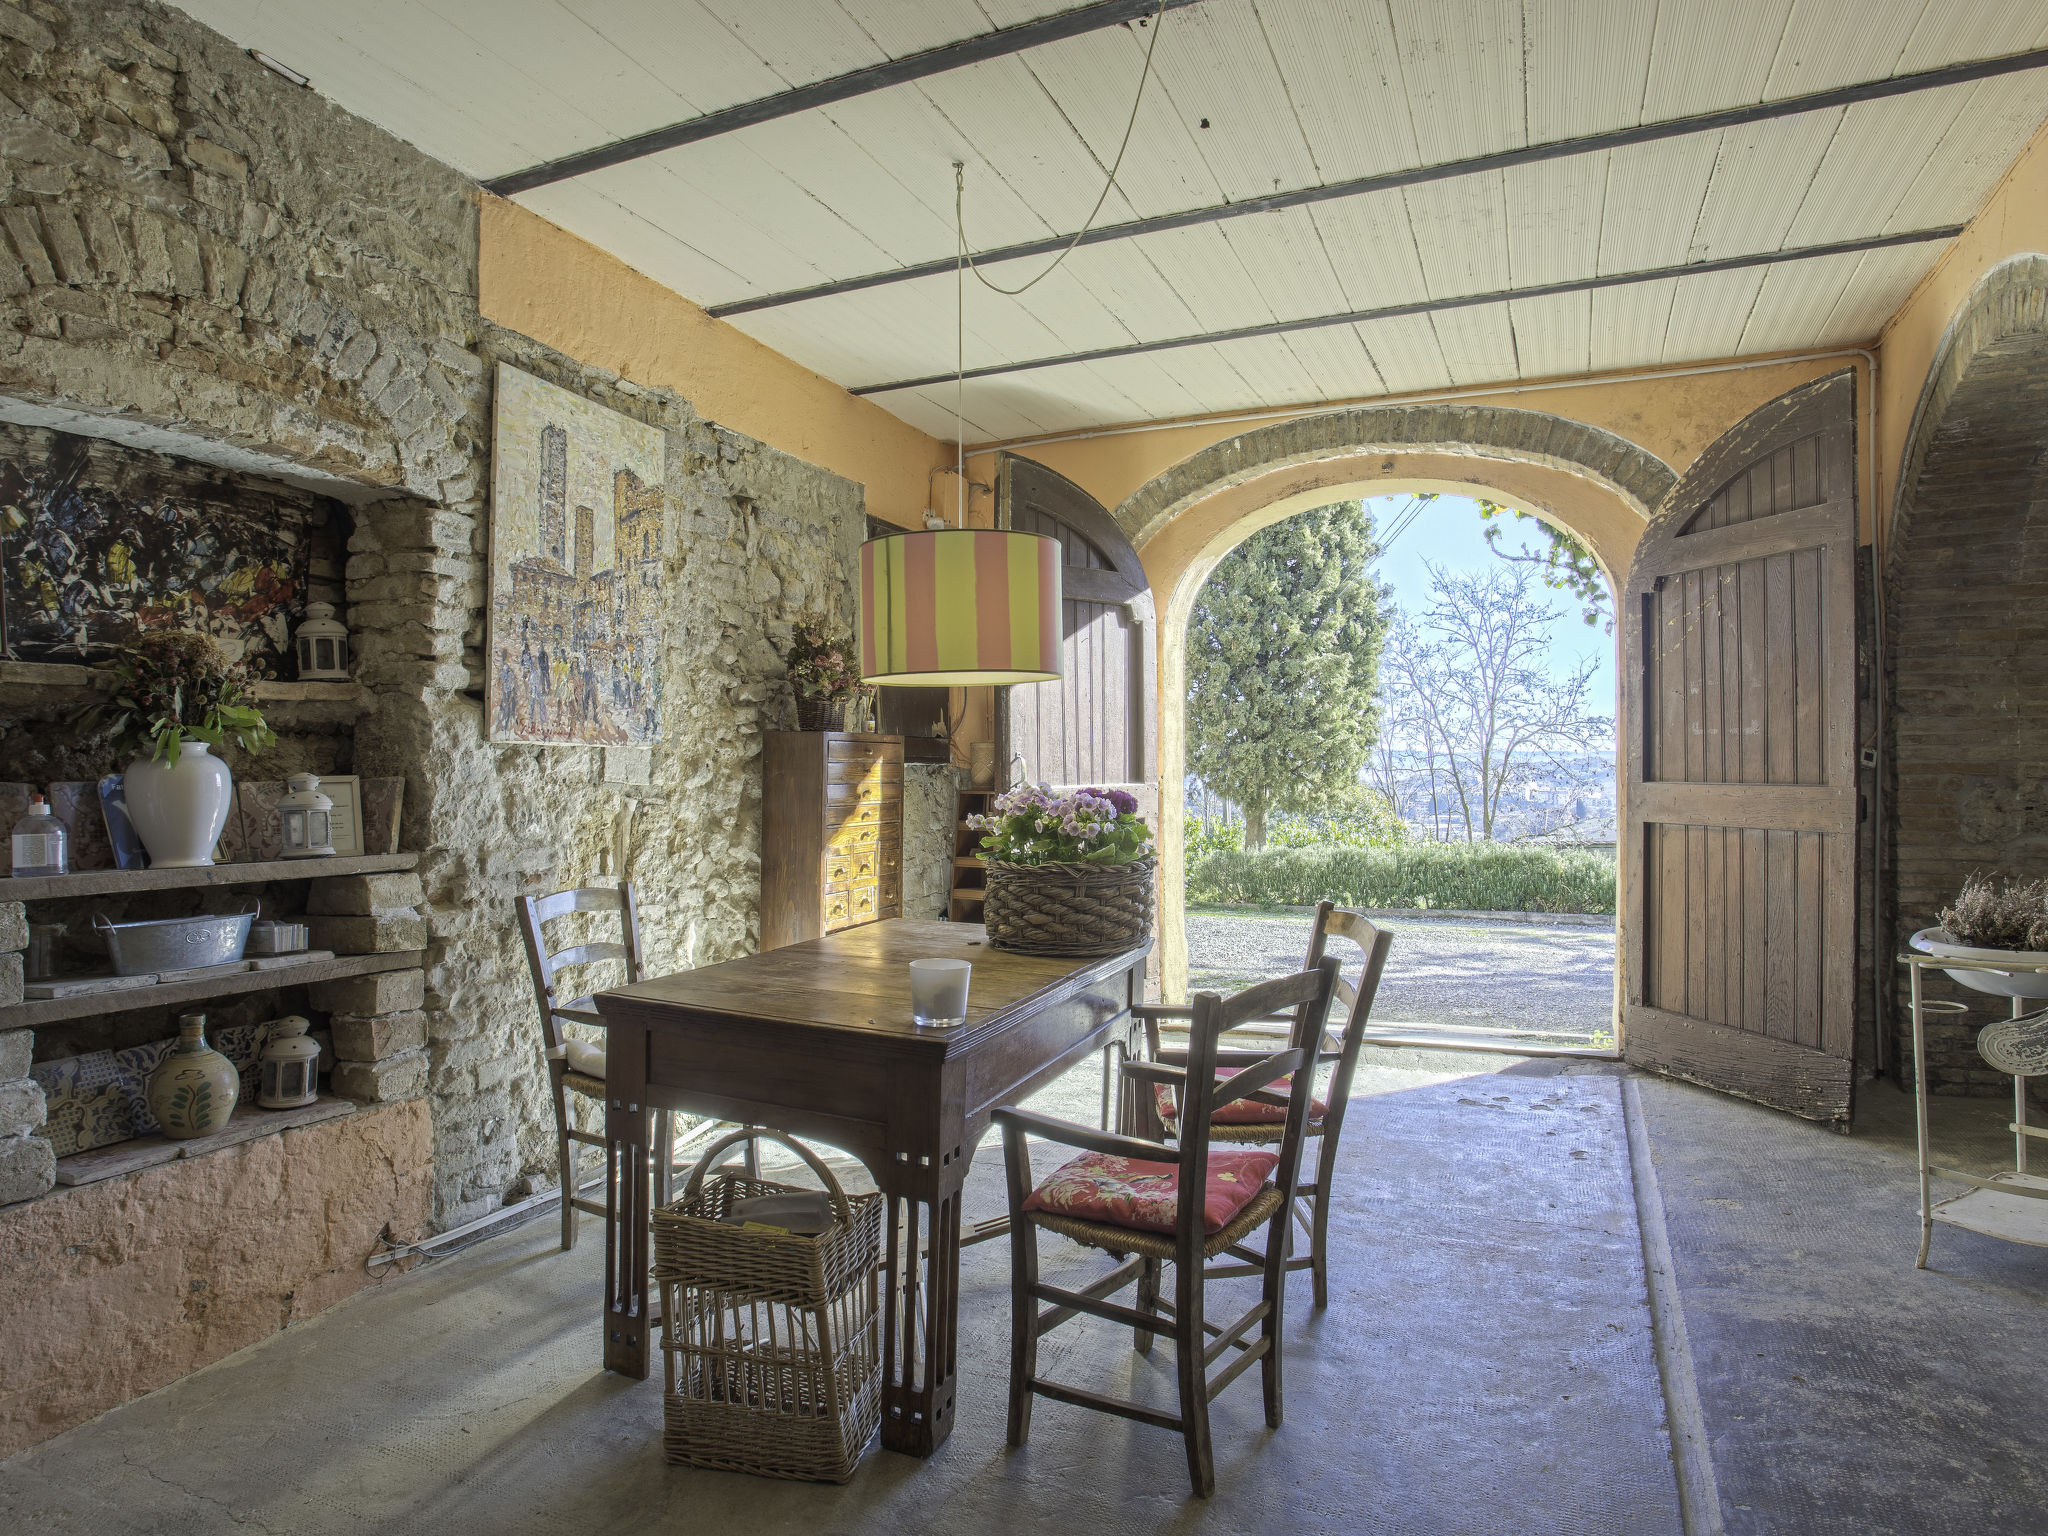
left=654, top=1128, right=883, bottom=1483
left=983, top=855, right=1155, bottom=956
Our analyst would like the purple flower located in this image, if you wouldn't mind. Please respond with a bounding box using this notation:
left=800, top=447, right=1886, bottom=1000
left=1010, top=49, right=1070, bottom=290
left=1106, top=788, right=1138, bottom=816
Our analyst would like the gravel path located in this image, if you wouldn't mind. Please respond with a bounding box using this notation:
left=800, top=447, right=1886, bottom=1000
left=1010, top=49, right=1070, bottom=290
left=1188, top=907, right=1616, bottom=1045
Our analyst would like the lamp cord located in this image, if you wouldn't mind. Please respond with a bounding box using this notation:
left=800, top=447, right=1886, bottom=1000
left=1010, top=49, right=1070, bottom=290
left=948, top=0, right=1168, bottom=528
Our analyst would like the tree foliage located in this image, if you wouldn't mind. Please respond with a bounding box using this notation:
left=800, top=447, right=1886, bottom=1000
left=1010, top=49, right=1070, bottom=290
left=1474, top=501, right=1612, bottom=631
left=1185, top=501, right=1390, bottom=850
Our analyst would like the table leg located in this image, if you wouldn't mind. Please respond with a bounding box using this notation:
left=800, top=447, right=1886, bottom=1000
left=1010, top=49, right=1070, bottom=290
left=604, top=1094, right=654, bottom=1378
left=880, top=1176, right=967, bottom=1455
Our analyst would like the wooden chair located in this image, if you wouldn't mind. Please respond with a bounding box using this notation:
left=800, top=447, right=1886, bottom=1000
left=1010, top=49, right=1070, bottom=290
left=993, top=958, right=1341, bottom=1498
left=517, top=882, right=700, bottom=1251
left=1130, top=901, right=1393, bottom=1307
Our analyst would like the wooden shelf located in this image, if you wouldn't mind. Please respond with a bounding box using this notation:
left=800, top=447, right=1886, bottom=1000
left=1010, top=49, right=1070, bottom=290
left=4, top=852, right=417, bottom=903
left=0, top=949, right=424, bottom=1030
left=954, top=855, right=986, bottom=869
left=0, top=660, right=363, bottom=704
left=52, top=1097, right=357, bottom=1188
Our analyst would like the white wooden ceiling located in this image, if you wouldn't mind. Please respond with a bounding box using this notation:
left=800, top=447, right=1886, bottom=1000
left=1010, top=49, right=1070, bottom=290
left=178, top=0, right=2048, bottom=444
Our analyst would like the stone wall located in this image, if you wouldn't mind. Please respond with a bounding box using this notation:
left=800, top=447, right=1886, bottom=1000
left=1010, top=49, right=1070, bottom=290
left=1885, top=255, right=2048, bottom=1093
left=0, top=0, right=878, bottom=1224
left=903, top=762, right=965, bottom=923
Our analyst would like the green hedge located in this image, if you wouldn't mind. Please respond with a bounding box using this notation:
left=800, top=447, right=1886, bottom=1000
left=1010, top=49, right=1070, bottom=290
left=1186, top=842, right=1616, bottom=914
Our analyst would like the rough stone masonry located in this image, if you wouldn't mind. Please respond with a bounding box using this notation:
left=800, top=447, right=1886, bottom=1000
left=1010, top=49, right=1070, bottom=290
left=0, top=0, right=932, bottom=1225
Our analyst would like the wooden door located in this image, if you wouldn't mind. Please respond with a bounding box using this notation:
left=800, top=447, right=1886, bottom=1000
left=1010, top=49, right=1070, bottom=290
left=1622, top=370, right=1859, bottom=1126
left=994, top=454, right=1156, bottom=807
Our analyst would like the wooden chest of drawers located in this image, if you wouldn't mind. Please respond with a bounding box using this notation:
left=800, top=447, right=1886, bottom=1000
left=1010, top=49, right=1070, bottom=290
left=760, top=731, right=904, bottom=950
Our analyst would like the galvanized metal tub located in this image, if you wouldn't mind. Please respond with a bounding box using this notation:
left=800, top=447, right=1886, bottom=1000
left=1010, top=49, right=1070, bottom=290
left=94, top=905, right=259, bottom=976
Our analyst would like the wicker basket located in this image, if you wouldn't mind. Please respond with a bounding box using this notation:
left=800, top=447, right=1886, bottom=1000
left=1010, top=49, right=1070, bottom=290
left=654, top=1128, right=883, bottom=1483
left=983, top=855, right=1156, bottom=956
left=793, top=695, right=847, bottom=732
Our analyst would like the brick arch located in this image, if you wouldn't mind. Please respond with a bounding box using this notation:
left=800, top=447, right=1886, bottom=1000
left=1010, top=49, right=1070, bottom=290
left=1112, top=402, right=1678, bottom=552
left=1884, top=253, right=2048, bottom=1089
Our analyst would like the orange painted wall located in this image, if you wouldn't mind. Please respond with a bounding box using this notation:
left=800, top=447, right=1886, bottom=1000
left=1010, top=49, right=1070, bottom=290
left=1873, top=115, right=2048, bottom=551
left=476, top=195, right=949, bottom=530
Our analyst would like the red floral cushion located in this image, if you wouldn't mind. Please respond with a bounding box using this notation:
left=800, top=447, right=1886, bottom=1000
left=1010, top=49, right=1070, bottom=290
left=1022, top=1147, right=1279, bottom=1234
left=1155, top=1071, right=1329, bottom=1126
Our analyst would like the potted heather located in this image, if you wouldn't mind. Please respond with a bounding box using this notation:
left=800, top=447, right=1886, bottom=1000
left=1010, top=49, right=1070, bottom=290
left=782, top=620, right=868, bottom=732
left=76, top=631, right=275, bottom=868
left=968, top=784, right=1155, bottom=955
left=1910, top=872, right=2048, bottom=1000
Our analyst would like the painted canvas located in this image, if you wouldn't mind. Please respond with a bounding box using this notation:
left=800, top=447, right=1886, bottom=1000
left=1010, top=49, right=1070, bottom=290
left=487, top=365, right=667, bottom=745
left=0, top=423, right=334, bottom=671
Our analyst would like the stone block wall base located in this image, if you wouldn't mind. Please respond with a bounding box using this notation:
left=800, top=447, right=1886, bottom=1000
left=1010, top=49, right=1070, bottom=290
left=0, top=1132, right=56, bottom=1205
left=0, top=1097, right=431, bottom=1459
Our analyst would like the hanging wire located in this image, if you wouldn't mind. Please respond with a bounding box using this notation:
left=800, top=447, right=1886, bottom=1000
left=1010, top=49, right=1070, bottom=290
left=948, top=0, right=1168, bottom=526
left=955, top=0, right=1168, bottom=299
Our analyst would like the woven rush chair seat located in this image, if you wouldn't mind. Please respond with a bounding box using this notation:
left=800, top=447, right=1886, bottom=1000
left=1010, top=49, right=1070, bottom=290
left=1155, top=1074, right=1327, bottom=1128
left=1032, top=1185, right=1286, bottom=1262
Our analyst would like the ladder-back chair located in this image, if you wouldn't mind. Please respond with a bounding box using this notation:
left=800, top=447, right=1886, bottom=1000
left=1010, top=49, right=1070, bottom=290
left=993, top=958, right=1341, bottom=1498
left=517, top=882, right=685, bottom=1250
left=1131, top=901, right=1393, bottom=1307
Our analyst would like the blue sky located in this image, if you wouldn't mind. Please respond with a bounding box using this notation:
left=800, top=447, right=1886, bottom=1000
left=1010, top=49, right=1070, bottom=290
left=1364, top=493, right=1617, bottom=712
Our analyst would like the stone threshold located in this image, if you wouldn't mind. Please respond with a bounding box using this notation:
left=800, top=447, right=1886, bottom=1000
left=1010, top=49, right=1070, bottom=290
left=47, top=1097, right=356, bottom=1190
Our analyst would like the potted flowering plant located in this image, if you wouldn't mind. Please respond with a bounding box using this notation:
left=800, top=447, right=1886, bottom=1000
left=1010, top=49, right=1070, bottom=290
left=968, top=784, right=1155, bottom=955
left=782, top=620, right=868, bottom=732
left=75, top=631, right=274, bottom=868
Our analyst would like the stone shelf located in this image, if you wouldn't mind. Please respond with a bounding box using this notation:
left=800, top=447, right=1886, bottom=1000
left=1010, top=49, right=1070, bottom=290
left=3, top=852, right=418, bottom=903
left=51, top=1096, right=357, bottom=1188
left=0, top=950, right=425, bottom=1031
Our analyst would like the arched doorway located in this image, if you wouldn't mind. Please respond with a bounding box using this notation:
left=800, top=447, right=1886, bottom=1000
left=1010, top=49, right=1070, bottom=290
left=1885, top=253, right=2048, bottom=1094
left=1116, top=404, right=1677, bottom=1006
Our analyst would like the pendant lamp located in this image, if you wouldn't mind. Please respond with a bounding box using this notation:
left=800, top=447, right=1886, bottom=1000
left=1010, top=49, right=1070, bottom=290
left=859, top=527, right=1061, bottom=686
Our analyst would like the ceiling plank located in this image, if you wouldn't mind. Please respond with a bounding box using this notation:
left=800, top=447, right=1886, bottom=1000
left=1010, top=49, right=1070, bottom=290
left=482, top=0, right=1208, bottom=194
left=708, top=43, right=2048, bottom=316
left=848, top=225, right=1963, bottom=394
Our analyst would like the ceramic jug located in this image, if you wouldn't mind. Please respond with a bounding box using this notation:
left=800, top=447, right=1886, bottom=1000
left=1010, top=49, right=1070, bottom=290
left=146, top=1013, right=239, bottom=1138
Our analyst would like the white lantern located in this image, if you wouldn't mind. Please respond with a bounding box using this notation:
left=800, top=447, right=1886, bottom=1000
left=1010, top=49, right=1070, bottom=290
left=277, top=773, right=335, bottom=858
left=294, top=602, right=351, bottom=681
left=258, top=1015, right=321, bottom=1109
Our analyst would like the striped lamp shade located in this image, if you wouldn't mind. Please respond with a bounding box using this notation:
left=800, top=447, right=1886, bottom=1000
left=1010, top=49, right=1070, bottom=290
left=859, top=528, right=1063, bottom=685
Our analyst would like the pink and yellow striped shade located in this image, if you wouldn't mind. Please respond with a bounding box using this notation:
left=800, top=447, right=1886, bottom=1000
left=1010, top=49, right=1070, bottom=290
left=859, top=528, right=1063, bottom=685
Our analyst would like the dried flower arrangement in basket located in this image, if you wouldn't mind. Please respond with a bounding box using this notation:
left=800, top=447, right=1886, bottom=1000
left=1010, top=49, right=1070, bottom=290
left=781, top=619, right=870, bottom=732
left=967, top=783, right=1155, bottom=956
left=1939, top=872, right=2048, bottom=953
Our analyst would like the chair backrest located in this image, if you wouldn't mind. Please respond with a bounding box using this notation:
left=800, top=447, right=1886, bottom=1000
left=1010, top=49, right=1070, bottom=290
left=1300, top=900, right=1395, bottom=1108
left=515, top=883, right=645, bottom=1064
left=1174, top=957, right=1342, bottom=1259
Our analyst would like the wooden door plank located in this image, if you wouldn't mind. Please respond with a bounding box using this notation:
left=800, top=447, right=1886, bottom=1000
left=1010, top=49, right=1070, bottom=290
left=1624, top=1002, right=1851, bottom=1124
left=1764, top=827, right=1797, bottom=1042
left=1632, top=782, right=1852, bottom=831
left=1766, top=549, right=1797, bottom=784
left=1663, top=502, right=1845, bottom=575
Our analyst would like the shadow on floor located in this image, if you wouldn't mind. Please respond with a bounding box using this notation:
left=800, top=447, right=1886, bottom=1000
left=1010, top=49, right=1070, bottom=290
left=0, top=1057, right=1680, bottom=1536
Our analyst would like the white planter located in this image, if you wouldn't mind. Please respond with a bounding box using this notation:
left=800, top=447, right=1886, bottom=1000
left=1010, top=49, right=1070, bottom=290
left=1908, top=928, right=2048, bottom=999
left=123, top=742, right=234, bottom=869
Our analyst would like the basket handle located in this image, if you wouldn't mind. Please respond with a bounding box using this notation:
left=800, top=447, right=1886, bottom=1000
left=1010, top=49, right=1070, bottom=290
left=681, top=1127, right=854, bottom=1228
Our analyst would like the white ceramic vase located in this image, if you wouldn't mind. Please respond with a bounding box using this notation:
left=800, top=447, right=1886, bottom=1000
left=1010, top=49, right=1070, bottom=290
left=123, top=741, right=234, bottom=869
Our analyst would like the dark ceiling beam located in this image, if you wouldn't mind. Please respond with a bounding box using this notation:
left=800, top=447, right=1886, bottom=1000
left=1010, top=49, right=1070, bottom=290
left=482, top=0, right=1204, bottom=197
left=715, top=44, right=2048, bottom=319
left=848, top=225, right=1964, bottom=395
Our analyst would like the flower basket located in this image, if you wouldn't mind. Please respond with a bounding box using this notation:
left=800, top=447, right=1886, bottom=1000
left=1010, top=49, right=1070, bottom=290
left=983, top=855, right=1155, bottom=957
left=794, top=695, right=846, bottom=732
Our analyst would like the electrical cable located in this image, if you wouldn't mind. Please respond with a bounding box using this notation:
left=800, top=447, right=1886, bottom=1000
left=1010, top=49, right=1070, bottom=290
left=956, top=0, right=1168, bottom=299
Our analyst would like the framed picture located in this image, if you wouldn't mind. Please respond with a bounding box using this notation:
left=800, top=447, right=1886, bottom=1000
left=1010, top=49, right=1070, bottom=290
left=319, top=775, right=365, bottom=857
left=486, top=364, right=667, bottom=747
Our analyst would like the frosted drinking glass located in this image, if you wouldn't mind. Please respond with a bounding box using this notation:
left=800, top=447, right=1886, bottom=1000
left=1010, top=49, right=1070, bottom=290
left=909, top=959, right=971, bottom=1028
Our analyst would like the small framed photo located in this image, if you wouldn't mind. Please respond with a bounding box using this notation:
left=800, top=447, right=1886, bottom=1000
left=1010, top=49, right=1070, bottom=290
left=320, top=775, right=366, bottom=857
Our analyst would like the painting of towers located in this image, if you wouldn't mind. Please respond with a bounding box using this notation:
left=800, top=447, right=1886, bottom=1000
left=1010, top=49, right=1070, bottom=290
left=486, top=364, right=667, bottom=746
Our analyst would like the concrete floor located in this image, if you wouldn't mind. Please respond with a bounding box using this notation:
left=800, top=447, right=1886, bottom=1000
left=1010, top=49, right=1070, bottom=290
left=4, top=1061, right=2045, bottom=1535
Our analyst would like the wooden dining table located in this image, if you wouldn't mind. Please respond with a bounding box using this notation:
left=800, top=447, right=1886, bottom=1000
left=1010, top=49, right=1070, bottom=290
left=589, top=918, right=1151, bottom=1456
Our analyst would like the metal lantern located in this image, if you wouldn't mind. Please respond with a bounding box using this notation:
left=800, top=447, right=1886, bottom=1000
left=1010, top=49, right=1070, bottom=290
left=294, top=602, right=351, bottom=680
left=277, top=773, right=335, bottom=859
left=258, top=1015, right=321, bottom=1109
